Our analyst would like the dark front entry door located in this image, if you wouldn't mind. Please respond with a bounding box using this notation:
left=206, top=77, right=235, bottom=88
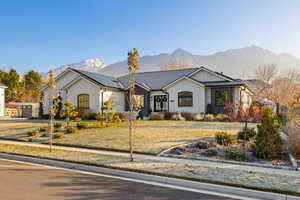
left=211, top=88, right=233, bottom=114
left=154, top=95, right=168, bottom=112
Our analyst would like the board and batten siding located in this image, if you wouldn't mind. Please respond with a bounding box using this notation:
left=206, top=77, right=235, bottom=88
left=190, top=70, right=225, bottom=82
left=166, top=79, right=205, bottom=113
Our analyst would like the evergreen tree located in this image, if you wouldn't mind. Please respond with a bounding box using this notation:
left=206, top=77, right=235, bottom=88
left=23, top=70, right=42, bottom=102
left=2, top=69, right=24, bottom=102
left=60, top=101, right=78, bottom=127
left=253, top=107, right=283, bottom=159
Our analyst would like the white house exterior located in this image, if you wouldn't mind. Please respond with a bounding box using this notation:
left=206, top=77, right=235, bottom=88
left=0, top=85, right=7, bottom=116
left=40, top=67, right=252, bottom=117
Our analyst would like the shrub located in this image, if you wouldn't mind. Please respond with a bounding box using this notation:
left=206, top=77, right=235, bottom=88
left=215, top=132, right=234, bottom=146
left=237, top=127, right=256, bottom=141
left=27, top=130, right=41, bottom=137
left=225, top=147, right=249, bottom=162
left=164, top=112, right=173, bottom=120
left=180, top=112, right=193, bottom=121
left=95, top=113, right=105, bottom=121
left=253, top=107, right=283, bottom=159
left=92, top=122, right=106, bottom=128
left=76, top=122, right=89, bottom=129
left=215, top=114, right=231, bottom=122
left=193, top=113, right=205, bottom=121
left=53, top=133, right=65, bottom=139
left=54, top=122, right=64, bottom=129
left=107, top=112, right=122, bottom=123
left=88, top=113, right=97, bottom=120
left=66, top=127, right=79, bottom=134
left=171, top=112, right=185, bottom=121
left=39, top=127, right=49, bottom=132
left=204, top=114, right=215, bottom=121
left=115, top=112, right=125, bottom=121
left=150, top=113, right=164, bottom=120
left=74, top=117, right=82, bottom=122
left=287, top=122, right=300, bottom=156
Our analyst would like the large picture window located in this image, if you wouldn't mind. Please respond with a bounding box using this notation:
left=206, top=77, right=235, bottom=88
left=178, top=91, right=193, bottom=107
left=78, top=94, right=90, bottom=109
left=215, top=90, right=229, bottom=106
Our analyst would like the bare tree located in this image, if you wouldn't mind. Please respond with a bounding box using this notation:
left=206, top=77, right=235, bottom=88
left=127, top=48, right=140, bottom=162
left=254, top=64, right=278, bottom=83
left=160, top=59, right=190, bottom=71
left=48, top=70, right=60, bottom=152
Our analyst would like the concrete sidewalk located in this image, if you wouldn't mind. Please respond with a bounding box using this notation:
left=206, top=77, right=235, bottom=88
left=0, top=152, right=299, bottom=200
left=0, top=139, right=299, bottom=178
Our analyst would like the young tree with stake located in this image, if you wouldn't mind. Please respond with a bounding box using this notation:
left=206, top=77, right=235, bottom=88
left=127, top=48, right=139, bottom=162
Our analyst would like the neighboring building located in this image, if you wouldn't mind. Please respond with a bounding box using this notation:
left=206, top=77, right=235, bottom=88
left=5, top=102, right=40, bottom=118
left=0, top=84, right=7, bottom=117
left=40, top=66, right=252, bottom=117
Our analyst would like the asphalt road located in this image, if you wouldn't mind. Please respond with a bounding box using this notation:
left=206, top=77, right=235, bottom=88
left=0, top=159, right=236, bottom=200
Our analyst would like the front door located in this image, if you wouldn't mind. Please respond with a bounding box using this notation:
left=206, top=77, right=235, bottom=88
left=154, top=95, right=168, bottom=112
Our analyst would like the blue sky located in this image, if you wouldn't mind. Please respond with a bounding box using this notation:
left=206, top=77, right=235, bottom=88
left=1, top=0, right=300, bottom=73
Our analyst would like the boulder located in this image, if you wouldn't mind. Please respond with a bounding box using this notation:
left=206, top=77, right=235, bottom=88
left=200, top=148, right=218, bottom=157
left=193, top=140, right=215, bottom=149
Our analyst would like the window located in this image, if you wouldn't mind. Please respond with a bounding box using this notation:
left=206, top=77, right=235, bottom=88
left=215, top=90, right=229, bottom=106
left=132, top=95, right=144, bottom=110
left=78, top=94, right=90, bottom=109
left=178, top=91, right=193, bottom=107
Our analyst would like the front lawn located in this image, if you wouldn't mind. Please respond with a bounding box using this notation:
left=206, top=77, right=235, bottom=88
left=55, top=120, right=255, bottom=154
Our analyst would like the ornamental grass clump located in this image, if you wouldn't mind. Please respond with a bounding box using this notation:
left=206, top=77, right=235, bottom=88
left=253, top=107, right=283, bottom=160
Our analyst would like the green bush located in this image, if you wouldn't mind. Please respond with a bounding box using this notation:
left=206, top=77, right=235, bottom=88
left=27, top=130, right=41, bottom=137
left=39, top=127, right=49, bottom=132
left=215, top=132, right=234, bottom=146
left=107, top=112, right=121, bottom=123
left=95, top=113, right=105, bottom=121
left=76, top=122, right=89, bottom=129
left=253, top=107, right=283, bottom=159
left=74, top=117, right=82, bottom=122
left=53, top=133, right=65, bottom=139
left=150, top=113, right=164, bottom=120
left=180, top=112, right=193, bottom=121
left=66, top=127, right=79, bottom=134
left=237, top=127, right=256, bottom=141
left=54, top=122, right=64, bottom=129
left=225, top=147, right=249, bottom=162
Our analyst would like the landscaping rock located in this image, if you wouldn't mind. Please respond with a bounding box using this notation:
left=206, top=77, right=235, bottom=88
left=200, top=148, right=218, bottom=157
left=193, top=140, right=215, bottom=149
left=169, top=147, right=186, bottom=155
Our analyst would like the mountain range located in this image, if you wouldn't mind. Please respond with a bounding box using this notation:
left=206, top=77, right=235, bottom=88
left=49, top=46, right=300, bottom=78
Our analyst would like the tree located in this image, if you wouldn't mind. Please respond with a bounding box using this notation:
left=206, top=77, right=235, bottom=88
left=253, top=107, right=283, bottom=159
left=160, top=59, right=190, bottom=71
left=254, top=63, right=278, bottom=83
left=127, top=48, right=139, bottom=162
left=2, top=69, right=24, bottom=102
left=48, top=70, right=60, bottom=152
left=23, top=70, right=42, bottom=102
left=60, top=101, right=78, bottom=127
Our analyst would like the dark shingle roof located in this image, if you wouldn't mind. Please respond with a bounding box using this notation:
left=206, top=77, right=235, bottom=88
left=197, top=80, right=245, bottom=87
left=70, top=68, right=120, bottom=88
left=117, top=68, right=199, bottom=90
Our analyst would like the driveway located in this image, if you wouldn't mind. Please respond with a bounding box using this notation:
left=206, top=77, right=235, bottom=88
left=0, top=159, right=235, bottom=200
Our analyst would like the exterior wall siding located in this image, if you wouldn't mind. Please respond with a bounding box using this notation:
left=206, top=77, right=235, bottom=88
left=0, top=88, right=5, bottom=116
left=191, top=70, right=225, bottom=82
left=103, top=90, right=125, bottom=112
left=166, top=79, right=205, bottom=113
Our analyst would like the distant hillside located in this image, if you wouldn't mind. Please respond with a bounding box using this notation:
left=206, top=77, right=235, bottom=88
left=99, top=46, right=300, bottom=78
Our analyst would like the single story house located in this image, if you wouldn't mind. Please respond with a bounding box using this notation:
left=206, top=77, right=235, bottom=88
left=40, top=66, right=252, bottom=117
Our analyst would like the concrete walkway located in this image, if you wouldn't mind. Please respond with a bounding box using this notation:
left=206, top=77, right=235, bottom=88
left=0, top=139, right=299, bottom=178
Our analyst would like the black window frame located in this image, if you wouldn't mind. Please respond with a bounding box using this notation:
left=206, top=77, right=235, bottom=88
left=178, top=91, right=193, bottom=107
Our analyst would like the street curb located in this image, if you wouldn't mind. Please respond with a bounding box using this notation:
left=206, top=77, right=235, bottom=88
left=0, top=152, right=299, bottom=200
